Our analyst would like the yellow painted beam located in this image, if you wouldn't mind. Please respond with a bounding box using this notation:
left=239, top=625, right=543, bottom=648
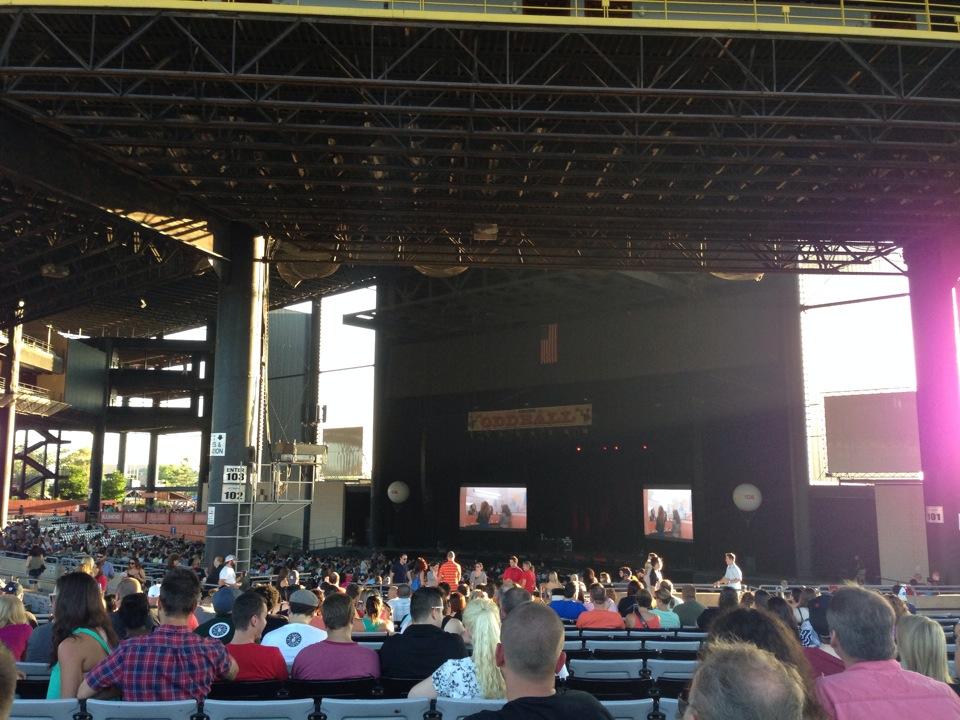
left=2, top=0, right=960, bottom=44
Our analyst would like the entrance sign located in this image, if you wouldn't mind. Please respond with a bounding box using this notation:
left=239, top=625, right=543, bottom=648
left=926, top=506, right=944, bottom=524
left=467, top=404, right=592, bottom=432
left=210, top=433, right=226, bottom=456
left=223, top=466, right=246, bottom=484
left=222, top=486, right=246, bottom=502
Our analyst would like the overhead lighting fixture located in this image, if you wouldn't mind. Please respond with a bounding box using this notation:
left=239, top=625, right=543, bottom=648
left=139, top=298, right=148, bottom=309
left=40, top=263, right=70, bottom=279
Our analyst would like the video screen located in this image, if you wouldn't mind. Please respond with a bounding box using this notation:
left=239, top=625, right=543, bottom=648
left=459, top=487, right=528, bottom=531
left=643, top=487, right=693, bottom=541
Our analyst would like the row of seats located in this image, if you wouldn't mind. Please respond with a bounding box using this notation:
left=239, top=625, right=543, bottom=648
left=11, top=695, right=680, bottom=720
left=561, top=628, right=707, bottom=639
left=565, top=639, right=702, bottom=652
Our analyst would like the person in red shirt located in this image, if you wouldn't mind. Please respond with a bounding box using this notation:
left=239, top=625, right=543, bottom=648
left=226, top=591, right=288, bottom=681
left=576, top=586, right=626, bottom=630
left=437, top=551, right=462, bottom=587
left=501, top=556, right=525, bottom=588
left=520, top=561, right=538, bottom=594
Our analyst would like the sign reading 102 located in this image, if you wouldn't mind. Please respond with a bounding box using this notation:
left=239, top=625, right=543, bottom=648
left=221, top=486, right=247, bottom=503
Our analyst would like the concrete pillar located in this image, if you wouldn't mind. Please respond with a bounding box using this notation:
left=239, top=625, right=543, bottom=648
left=116, top=432, right=128, bottom=476
left=205, top=226, right=267, bottom=569
left=87, top=338, right=112, bottom=521
left=145, top=431, right=158, bottom=510
left=0, top=318, right=22, bottom=528
left=905, top=239, right=960, bottom=583
left=369, top=282, right=389, bottom=547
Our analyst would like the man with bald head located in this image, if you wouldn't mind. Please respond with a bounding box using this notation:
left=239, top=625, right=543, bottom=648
left=465, top=601, right=612, bottom=720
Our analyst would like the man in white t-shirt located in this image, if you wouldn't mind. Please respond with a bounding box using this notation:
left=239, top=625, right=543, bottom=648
left=219, top=555, right=239, bottom=588
left=261, top=589, right=327, bottom=664
left=714, top=552, right=743, bottom=591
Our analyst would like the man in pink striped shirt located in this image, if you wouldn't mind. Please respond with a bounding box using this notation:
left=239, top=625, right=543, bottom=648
left=815, top=585, right=960, bottom=720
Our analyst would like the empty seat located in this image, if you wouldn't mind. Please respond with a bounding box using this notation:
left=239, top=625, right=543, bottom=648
left=646, top=659, right=698, bottom=681
left=600, top=699, right=655, bottom=720
left=286, top=678, right=377, bottom=700
left=676, top=632, right=707, bottom=640
left=627, top=632, right=672, bottom=641
left=563, top=676, right=652, bottom=701
left=581, top=630, right=629, bottom=638
left=585, top=641, right=643, bottom=652
left=206, top=681, right=286, bottom=701
left=203, top=699, right=314, bottom=720
left=375, top=677, right=420, bottom=698
left=435, top=697, right=506, bottom=719
left=569, top=658, right=645, bottom=679
left=591, top=649, right=653, bottom=661
left=645, top=641, right=701, bottom=653
left=318, top=697, right=431, bottom=720
left=15, top=678, right=49, bottom=700
left=563, top=640, right=583, bottom=652
left=84, top=699, right=198, bottom=720
left=658, top=698, right=680, bottom=718
left=357, top=642, right=383, bottom=651
left=10, top=699, right=79, bottom=720
left=653, top=677, right=690, bottom=699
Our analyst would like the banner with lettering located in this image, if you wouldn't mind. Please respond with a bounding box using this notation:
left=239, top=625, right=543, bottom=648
left=467, top=404, right=592, bottom=432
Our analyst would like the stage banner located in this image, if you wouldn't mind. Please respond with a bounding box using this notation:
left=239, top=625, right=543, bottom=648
left=467, top=404, right=592, bottom=432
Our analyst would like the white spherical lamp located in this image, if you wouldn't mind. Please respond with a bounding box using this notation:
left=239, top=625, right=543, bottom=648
left=387, top=481, right=410, bottom=504
left=732, top=484, right=763, bottom=513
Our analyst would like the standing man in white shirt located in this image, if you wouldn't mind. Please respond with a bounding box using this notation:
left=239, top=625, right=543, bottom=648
left=714, top=552, right=743, bottom=591
left=219, top=555, right=239, bottom=588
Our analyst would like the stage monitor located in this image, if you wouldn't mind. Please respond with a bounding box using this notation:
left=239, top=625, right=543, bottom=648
left=459, top=486, right=528, bottom=531
left=643, top=487, right=693, bottom=541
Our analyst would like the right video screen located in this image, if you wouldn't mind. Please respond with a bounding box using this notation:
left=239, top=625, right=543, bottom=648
left=642, top=487, right=694, bottom=541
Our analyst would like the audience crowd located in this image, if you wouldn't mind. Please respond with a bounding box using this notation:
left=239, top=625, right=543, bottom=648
left=1, top=519, right=959, bottom=720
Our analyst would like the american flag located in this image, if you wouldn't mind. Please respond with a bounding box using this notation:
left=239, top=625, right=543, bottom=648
left=539, top=323, right=558, bottom=364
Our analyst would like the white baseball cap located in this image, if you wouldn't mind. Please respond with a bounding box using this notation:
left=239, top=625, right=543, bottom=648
left=225, top=555, right=236, bottom=562
left=147, top=583, right=161, bottom=599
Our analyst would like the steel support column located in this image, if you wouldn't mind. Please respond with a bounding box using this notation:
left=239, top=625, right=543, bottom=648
left=369, top=282, right=389, bottom=548
left=145, top=431, right=158, bottom=511
left=0, top=318, right=22, bottom=528
left=906, top=239, right=960, bottom=584
left=87, top=338, right=112, bottom=521
left=205, top=226, right=267, bottom=570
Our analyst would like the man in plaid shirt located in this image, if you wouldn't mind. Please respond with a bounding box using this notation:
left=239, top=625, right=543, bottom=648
left=79, top=568, right=238, bottom=701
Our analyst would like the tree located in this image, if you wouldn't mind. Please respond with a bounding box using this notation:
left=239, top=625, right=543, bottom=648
left=57, top=448, right=91, bottom=501
left=158, top=463, right=198, bottom=487
left=102, top=471, right=127, bottom=502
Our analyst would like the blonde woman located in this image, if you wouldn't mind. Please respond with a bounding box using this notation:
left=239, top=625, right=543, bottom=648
left=539, top=571, right=562, bottom=597
left=409, top=598, right=506, bottom=699
left=897, top=614, right=954, bottom=684
left=77, top=556, right=96, bottom=577
left=0, top=595, right=32, bottom=660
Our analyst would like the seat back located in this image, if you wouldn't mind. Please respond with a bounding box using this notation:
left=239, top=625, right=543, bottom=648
left=676, top=632, right=707, bottom=640
left=202, top=699, right=314, bottom=720
left=568, top=658, right=644, bottom=679
left=10, top=699, right=79, bottom=720
left=659, top=698, right=680, bottom=718
left=646, top=659, right=698, bottom=681
left=375, top=677, right=420, bottom=698
left=563, top=640, right=583, bottom=652
left=206, top=681, right=286, bottom=700
left=435, top=697, right=506, bottom=720
left=15, top=663, right=51, bottom=680
left=581, top=630, right=629, bottom=638
left=645, top=640, right=701, bottom=653
left=600, top=699, right=656, bottom=720
left=585, top=640, right=643, bottom=652
left=85, top=699, right=198, bottom=720
left=15, top=678, right=50, bottom=700
left=356, top=642, right=383, bottom=652
left=318, top=697, right=431, bottom=720
left=286, top=677, right=376, bottom=700
left=562, top=676, right=652, bottom=701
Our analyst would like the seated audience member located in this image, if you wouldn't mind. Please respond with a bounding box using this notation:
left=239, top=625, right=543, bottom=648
left=753, top=588, right=772, bottom=609
left=117, top=594, right=153, bottom=639
left=80, top=568, right=238, bottom=701
left=697, top=587, right=739, bottom=631
left=388, top=584, right=412, bottom=627
left=548, top=582, right=585, bottom=621
left=540, top=571, right=562, bottom=596
left=227, top=591, right=288, bottom=681
left=802, top=596, right=844, bottom=679
left=651, top=582, right=682, bottom=629
left=684, top=641, right=806, bottom=720
left=815, top=585, right=960, bottom=719
left=195, top=587, right=239, bottom=644
left=463, top=602, right=613, bottom=720
left=25, top=595, right=56, bottom=662
left=441, top=592, right=466, bottom=636
left=292, top=593, right=379, bottom=680
left=110, top=577, right=157, bottom=640
left=625, top=589, right=661, bottom=630
left=3, top=581, right=37, bottom=627
left=261, top=588, right=328, bottom=664
left=576, top=586, right=625, bottom=630
left=583, top=585, right=616, bottom=612
left=251, top=584, right=288, bottom=635
left=360, top=594, right=392, bottom=633
left=0, top=595, right=32, bottom=660
left=48, top=572, right=118, bottom=699
left=674, top=584, right=706, bottom=627
left=500, top=587, right=532, bottom=620
left=410, top=597, right=506, bottom=700
left=708, top=608, right=825, bottom=719
left=768, top=596, right=801, bottom=639
left=615, top=580, right=642, bottom=617
left=896, top=614, right=953, bottom=684
left=0, top=645, right=15, bottom=718
left=379, top=587, right=468, bottom=679
left=740, top=591, right=755, bottom=609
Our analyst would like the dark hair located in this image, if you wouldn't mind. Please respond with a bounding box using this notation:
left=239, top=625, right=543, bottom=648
left=411, top=587, right=443, bottom=622
left=365, top=594, right=383, bottom=619
left=118, top=593, right=151, bottom=632
left=448, top=591, right=466, bottom=615
left=103, top=593, right=118, bottom=613
left=51, top=572, right=118, bottom=666
left=252, top=584, right=280, bottom=612
left=502, top=587, right=532, bottom=616
left=322, top=592, right=354, bottom=630
left=159, top=567, right=201, bottom=617
left=563, top=581, right=577, bottom=599
left=589, top=585, right=607, bottom=605
left=754, top=588, right=771, bottom=609
left=707, top=608, right=824, bottom=720
left=626, top=580, right=641, bottom=597
left=766, top=597, right=799, bottom=638
left=718, top=587, right=740, bottom=611
left=232, top=591, right=266, bottom=632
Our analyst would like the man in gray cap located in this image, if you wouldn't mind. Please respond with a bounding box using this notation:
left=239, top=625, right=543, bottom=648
left=261, top=589, right=327, bottom=664
left=195, top=587, right=240, bottom=644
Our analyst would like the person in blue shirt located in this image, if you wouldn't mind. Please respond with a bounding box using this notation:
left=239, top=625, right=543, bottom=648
left=548, top=581, right=585, bottom=621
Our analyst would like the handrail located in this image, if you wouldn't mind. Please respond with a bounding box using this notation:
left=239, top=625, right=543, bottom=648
left=5, top=0, right=960, bottom=41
